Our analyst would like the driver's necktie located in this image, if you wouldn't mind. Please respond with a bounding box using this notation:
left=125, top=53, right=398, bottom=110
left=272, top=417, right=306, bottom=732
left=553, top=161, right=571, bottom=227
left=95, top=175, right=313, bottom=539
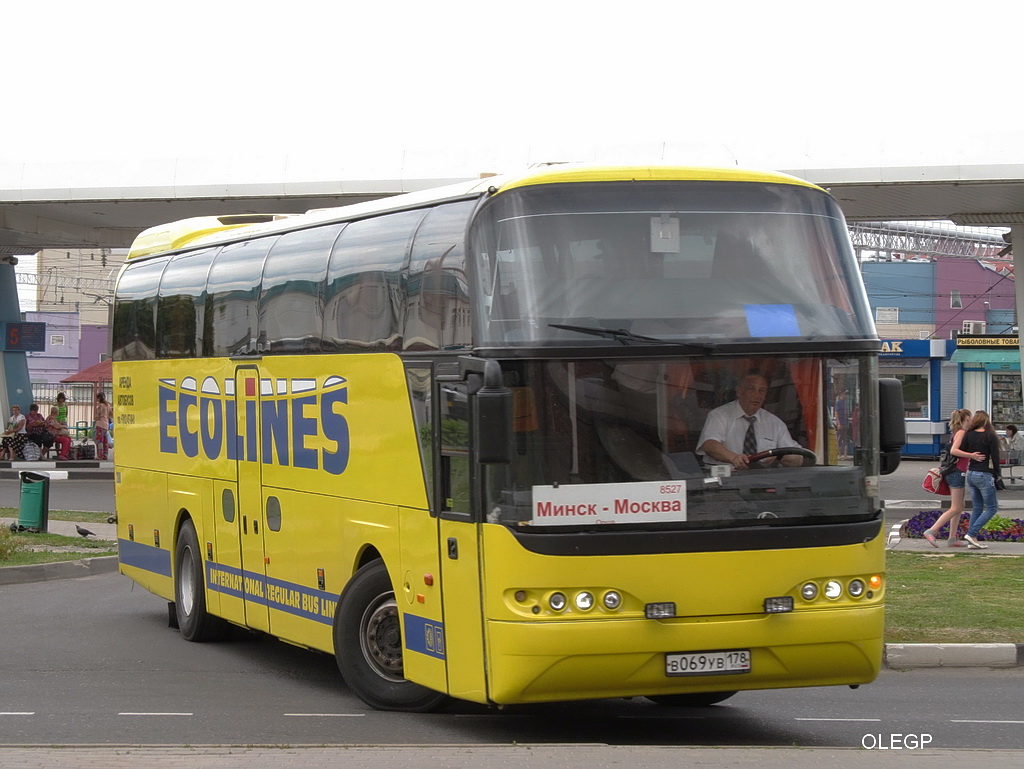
left=742, top=415, right=757, bottom=456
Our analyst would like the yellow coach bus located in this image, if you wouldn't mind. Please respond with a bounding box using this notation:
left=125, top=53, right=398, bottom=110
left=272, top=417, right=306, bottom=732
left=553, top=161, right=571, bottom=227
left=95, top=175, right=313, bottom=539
left=112, top=164, right=905, bottom=711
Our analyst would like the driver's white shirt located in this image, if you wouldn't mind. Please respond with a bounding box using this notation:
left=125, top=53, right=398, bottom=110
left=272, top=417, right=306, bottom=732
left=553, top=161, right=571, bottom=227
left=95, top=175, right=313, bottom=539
left=696, top=400, right=796, bottom=459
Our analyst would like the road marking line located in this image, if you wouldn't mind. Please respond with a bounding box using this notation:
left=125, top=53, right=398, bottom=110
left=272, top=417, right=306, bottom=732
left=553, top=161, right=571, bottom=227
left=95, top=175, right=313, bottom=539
left=119, top=712, right=193, bottom=716
left=1, top=712, right=35, bottom=715
left=283, top=713, right=365, bottom=717
left=950, top=719, right=1024, bottom=724
left=795, top=717, right=882, bottom=722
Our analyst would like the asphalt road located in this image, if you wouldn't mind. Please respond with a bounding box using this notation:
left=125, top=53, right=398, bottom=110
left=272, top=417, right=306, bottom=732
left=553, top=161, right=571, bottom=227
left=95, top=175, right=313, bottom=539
left=2, top=571, right=1024, bottom=750
left=0, top=476, right=115, bottom=514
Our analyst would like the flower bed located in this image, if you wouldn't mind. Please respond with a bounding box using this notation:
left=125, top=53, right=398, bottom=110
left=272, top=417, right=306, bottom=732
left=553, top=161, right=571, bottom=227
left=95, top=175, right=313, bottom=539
left=902, top=510, right=1024, bottom=542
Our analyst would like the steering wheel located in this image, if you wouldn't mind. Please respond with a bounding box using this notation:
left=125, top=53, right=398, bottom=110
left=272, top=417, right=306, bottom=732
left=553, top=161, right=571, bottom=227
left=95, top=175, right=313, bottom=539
left=746, top=447, right=817, bottom=468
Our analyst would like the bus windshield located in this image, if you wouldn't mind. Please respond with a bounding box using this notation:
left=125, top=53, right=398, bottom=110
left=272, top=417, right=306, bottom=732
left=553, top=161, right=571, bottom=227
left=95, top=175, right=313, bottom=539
left=469, top=354, right=876, bottom=531
left=470, top=181, right=875, bottom=347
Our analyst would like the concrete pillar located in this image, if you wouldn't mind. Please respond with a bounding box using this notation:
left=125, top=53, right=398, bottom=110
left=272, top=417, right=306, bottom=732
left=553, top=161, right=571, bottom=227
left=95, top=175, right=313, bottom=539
left=1013, top=225, right=1024, bottom=425
left=0, top=258, right=34, bottom=414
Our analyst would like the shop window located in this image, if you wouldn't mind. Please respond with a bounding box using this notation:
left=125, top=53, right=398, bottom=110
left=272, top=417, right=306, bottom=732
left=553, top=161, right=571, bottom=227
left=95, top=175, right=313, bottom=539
left=893, top=373, right=928, bottom=419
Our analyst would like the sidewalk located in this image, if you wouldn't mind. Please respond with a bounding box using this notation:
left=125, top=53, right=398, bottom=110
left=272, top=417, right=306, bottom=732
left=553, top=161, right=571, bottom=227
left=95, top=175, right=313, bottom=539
left=0, top=458, right=115, bottom=481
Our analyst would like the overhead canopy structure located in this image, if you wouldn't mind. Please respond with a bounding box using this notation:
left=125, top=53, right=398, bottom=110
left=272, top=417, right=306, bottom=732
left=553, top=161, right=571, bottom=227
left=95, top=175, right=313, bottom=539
left=3, top=157, right=1024, bottom=255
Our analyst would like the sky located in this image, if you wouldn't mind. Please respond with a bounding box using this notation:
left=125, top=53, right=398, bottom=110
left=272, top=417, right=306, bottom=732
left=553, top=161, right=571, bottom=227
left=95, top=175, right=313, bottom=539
left=5, top=1, right=1024, bottom=172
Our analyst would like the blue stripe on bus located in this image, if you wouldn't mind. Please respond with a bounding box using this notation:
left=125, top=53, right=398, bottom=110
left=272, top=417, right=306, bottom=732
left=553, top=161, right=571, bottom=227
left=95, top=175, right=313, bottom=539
left=205, top=562, right=338, bottom=626
left=118, top=544, right=345, bottom=628
left=118, top=539, right=172, bottom=577
left=403, top=613, right=446, bottom=660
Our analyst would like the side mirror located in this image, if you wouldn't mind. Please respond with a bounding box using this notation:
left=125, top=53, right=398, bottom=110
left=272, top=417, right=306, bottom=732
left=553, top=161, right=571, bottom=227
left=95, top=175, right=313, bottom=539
left=473, top=360, right=512, bottom=464
left=878, top=378, right=906, bottom=475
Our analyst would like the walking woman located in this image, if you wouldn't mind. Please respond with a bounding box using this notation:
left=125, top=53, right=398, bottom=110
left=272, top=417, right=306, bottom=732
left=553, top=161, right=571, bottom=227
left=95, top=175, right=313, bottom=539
left=923, top=408, right=973, bottom=548
left=93, top=392, right=113, bottom=461
left=953, top=410, right=1003, bottom=549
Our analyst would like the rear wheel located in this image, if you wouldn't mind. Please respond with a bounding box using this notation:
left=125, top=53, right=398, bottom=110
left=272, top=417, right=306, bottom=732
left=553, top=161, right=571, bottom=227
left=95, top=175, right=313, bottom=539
left=173, top=518, right=226, bottom=641
left=334, top=561, right=448, bottom=712
left=646, top=691, right=737, bottom=707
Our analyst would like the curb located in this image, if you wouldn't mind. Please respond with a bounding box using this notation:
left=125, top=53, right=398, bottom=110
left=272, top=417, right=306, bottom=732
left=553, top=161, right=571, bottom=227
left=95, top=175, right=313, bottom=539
left=0, top=555, right=118, bottom=585
left=885, top=643, right=1024, bottom=668
left=0, top=470, right=114, bottom=481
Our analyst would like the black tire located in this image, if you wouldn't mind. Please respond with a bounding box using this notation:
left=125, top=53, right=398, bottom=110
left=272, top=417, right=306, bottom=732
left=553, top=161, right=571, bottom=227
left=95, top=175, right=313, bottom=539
left=173, top=518, right=226, bottom=641
left=334, top=561, right=448, bottom=712
left=646, top=691, right=737, bottom=707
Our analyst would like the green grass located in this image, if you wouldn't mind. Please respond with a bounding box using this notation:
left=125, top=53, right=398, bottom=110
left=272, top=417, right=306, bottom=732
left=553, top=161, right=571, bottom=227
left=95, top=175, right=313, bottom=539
left=885, top=551, right=1024, bottom=643
left=0, top=528, right=116, bottom=567
left=0, top=507, right=112, bottom=524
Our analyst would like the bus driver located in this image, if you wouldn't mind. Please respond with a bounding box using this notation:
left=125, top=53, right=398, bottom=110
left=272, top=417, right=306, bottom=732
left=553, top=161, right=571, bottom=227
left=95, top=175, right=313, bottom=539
left=696, top=371, right=802, bottom=470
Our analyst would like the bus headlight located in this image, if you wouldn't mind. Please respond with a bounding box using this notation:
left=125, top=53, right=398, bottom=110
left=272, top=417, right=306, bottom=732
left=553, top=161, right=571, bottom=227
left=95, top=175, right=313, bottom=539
left=824, top=580, right=843, bottom=599
left=848, top=579, right=866, bottom=598
left=549, top=592, right=567, bottom=612
left=574, top=591, right=594, bottom=611
left=602, top=591, right=622, bottom=610
left=800, top=582, right=818, bottom=601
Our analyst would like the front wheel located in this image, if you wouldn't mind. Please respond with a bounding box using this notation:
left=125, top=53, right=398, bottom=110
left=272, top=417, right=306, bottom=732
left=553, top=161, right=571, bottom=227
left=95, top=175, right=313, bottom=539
left=173, top=518, right=226, bottom=641
left=646, top=691, right=737, bottom=707
left=334, top=561, right=448, bottom=712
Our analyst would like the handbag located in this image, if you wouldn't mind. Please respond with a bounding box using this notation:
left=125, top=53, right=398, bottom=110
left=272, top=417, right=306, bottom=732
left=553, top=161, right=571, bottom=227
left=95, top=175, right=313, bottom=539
left=995, top=477, right=1006, bottom=491
left=922, top=467, right=950, bottom=495
left=939, top=448, right=958, bottom=476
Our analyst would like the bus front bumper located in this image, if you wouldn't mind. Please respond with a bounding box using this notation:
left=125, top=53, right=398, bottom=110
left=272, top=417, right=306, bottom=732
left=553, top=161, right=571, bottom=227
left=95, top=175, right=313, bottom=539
left=484, top=605, right=883, bottom=705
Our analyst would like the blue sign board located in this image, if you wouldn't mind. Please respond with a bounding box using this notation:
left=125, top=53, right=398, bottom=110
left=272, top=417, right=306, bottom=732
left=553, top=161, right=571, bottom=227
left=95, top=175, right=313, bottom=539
left=1, top=322, right=46, bottom=352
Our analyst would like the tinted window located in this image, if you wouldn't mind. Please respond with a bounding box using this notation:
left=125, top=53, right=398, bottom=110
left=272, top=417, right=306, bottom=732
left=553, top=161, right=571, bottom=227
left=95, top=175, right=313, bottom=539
left=405, top=201, right=474, bottom=351
left=323, top=210, right=426, bottom=353
left=206, top=237, right=277, bottom=356
left=156, top=248, right=216, bottom=358
left=112, top=257, right=169, bottom=360
left=259, top=224, right=343, bottom=353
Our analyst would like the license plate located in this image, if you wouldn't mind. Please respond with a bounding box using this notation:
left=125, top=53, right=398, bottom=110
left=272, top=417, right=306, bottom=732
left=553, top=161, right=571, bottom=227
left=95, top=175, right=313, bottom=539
left=665, top=649, right=751, bottom=676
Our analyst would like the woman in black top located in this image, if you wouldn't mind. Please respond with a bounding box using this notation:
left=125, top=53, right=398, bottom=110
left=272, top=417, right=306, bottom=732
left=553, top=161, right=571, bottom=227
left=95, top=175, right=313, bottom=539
left=952, top=410, right=1002, bottom=549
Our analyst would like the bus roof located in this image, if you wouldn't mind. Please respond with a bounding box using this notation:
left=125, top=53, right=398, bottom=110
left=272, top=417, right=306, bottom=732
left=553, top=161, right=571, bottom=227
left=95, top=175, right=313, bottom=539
left=125, top=165, right=823, bottom=261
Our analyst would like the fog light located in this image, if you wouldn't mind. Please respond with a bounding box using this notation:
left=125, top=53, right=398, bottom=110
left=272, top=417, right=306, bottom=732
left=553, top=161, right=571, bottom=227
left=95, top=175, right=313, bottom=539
left=763, top=596, right=794, bottom=613
left=848, top=579, right=865, bottom=598
left=800, top=582, right=818, bottom=601
left=549, top=592, right=567, bottom=611
left=603, top=591, right=622, bottom=610
left=574, top=591, right=594, bottom=611
left=645, top=602, right=676, bottom=619
left=824, top=580, right=843, bottom=599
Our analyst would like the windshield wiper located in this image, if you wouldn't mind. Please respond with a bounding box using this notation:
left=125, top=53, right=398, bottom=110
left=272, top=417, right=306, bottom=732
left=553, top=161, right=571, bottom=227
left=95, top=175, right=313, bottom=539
left=549, top=323, right=717, bottom=352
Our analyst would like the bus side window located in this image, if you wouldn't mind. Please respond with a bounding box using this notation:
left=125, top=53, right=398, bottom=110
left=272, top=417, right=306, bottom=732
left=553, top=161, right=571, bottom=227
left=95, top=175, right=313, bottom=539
left=406, top=200, right=474, bottom=351
left=156, top=248, right=217, bottom=359
left=112, top=256, right=168, bottom=361
left=406, top=366, right=434, bottom=507
left=439, top=382, right=470, bottom=514
left=206, top=237, right=277, bottom=356
left=323, top=210, right=425, bottom=353
left=258, top=224, right=343, bottom=354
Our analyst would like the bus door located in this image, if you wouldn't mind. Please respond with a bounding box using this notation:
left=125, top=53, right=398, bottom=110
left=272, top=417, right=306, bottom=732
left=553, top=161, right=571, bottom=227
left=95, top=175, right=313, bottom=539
left=434, top=379, right=488, bottom=702
left=234, top=365, right=271, bottom=634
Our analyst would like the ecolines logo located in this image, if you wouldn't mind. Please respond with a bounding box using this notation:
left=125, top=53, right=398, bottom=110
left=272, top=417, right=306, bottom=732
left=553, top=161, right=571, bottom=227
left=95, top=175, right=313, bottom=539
left=158, top=375, right=349, bottom=474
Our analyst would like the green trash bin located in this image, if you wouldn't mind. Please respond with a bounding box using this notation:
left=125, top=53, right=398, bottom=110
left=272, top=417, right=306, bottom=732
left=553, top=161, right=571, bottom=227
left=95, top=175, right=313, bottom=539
left=16, top=471, right=50, bottom=533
